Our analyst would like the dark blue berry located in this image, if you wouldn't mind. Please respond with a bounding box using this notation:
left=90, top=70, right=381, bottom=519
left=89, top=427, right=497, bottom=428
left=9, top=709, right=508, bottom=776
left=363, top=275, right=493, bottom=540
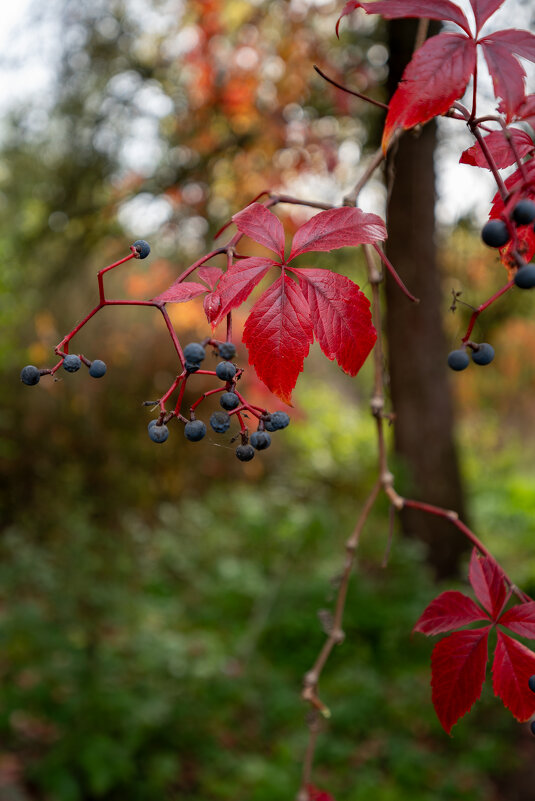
left=210, top=411, right=231, bottom=433
left=512, top=199, right=535, bottom=225
left=250, top=431, right=271, bottom=450
left=63, top=354, right=82, bottom=373
left=20, top=365, right=41, bottom=386
left=447, top=349, right=469, bottom=371
left=220, top=392, right=240, bottom=411
left=471, top=343, right=494, bottom=366
left=481, top=219, right=510, bottom=248
left=89, top=359, right=107, bottom=378
left=514, top=264, right=535, bottom=289
left=185, top=361, right=201, bottom=373
left=265, top=411, right=290, bottom=432
left=148, top=421, right=169, bottom=443
left=183, top=343, right=206, bottom=363
left=215, top=361, right=236, bottom=381
left=133, top=239, right=151, bottom=259
left=218, top=342, right=236, bottom=360
left=236, top=444, right=255, bottom=462
left=184, top=420, right=206, bottom=442
left=529, top=675, right=535, bottom=694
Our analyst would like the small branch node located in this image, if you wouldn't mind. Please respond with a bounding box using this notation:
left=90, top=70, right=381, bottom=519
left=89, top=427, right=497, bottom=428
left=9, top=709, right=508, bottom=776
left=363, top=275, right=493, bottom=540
left=370, top=395, right=384, bottom=416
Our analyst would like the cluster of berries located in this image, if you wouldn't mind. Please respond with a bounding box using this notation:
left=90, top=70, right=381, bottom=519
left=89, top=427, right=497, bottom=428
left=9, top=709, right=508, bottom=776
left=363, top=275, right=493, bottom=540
left=21, top=357, right=107, bottom=385
left=481, top=199, right=535, bottom=289
left=447, top=342, right=495, bottom=372
left=147, top=341, right=290, bottom=461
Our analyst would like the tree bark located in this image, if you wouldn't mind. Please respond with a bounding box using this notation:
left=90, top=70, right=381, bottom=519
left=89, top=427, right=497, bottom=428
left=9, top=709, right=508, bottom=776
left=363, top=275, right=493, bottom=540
left=384, top=19, right=468, bottom=578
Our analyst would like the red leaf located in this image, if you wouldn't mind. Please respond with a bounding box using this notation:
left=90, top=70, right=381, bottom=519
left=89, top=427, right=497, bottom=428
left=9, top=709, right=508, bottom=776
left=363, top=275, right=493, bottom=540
left=306, top=786, right=336, bottom=801
left=204, top=292, right=221, bottom=324
left=243, top=274, right=313, bottom=405
left=152, top=281, right=207, bottom=304
left=382, top=34, right=476, bottom=151
left=336, top=1, right=472, bottom=38
left=514, top=93, right=535, bottom=127
left=211, top=257, right=275, bottom=327
left=459, top=129, right=534, bottom=169
left=414, top=591, right=490, bottom=636
left=492, top=631, right=535, bottom=721
left=232, top=203, right=285, bottom=259
left=483, top=29, right=535, bottom=62
left=499, top=602, right=535, bottom=639
left=469, top=550, right=507, bottom=620
left=431, top=628, right=490, bottom=734
left=480, top=39, right=527, bottom=121
left=469, top=0, right=505, bottom=33
left=291, top=268, right=376, bottom=375
left=198, top=266, right=223, bottom=290
left=289, top=208, right=387, bottom=261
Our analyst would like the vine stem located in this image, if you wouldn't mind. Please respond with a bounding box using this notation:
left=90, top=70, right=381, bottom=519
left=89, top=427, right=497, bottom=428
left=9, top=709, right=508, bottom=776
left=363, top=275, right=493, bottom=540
left=461, top=279, right=515, bottom=342
left=313, top=64, right=389, bottom=110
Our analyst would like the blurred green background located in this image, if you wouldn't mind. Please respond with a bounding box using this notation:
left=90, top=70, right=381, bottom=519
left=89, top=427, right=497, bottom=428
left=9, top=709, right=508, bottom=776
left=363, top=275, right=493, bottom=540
left=2, top=1, right=535, bottom=799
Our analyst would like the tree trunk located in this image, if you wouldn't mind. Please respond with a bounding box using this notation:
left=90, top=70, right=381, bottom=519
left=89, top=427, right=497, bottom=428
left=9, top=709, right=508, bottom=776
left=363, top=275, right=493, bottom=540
left=384, top=19, right=468, bottom=579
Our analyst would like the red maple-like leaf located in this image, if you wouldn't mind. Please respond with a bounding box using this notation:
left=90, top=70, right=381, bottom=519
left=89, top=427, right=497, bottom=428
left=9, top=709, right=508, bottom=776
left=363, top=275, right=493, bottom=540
left=414, top=549, right=535, bottom=733
left=197, top=265, right=223, bottom=289
left=469, top=549, right=507, bottom=619
left=469, top=0, right=506, bottom=32
left=306, top=786, right=336, bottom=801
left=152, top=281, right=208, bottom=304
left=413, top=590, right=490, bottom=636
left=155, top=203, right=382, bottom=403
left=291, top=267, right=376, bottom=375
left=336, top=1, right=472, bottom=38
left=338, top=2, right=535, bottom=149
left=211, top=257, right=275, bottom=326
left=226, top=204, right=381, bottom=402
left=459, top=129, right=534, bottom=169
left=479, top=37, right=527, bottom=121
left=431, top=628, right=490, bottom=735
left=382, top=33, right=476, bottom=151
left=288, top=206, right=386, bottom=259
left=492, top=632, right=535, bottom=721
left=243, top=274, right=314, bottom=405
left=512, top=93, right=535, bottom=128
left=233, top=202, right=286, bottom=259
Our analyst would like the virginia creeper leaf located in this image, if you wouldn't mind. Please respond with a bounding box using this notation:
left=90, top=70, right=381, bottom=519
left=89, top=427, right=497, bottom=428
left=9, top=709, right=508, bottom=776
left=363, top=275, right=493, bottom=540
left=459, top=128, right=534, bottom=169
left=211, top=257, right=275, bottom=327
left=197, top=265, right=223, bottom=290
left=232, top=203, right=285, bottom=259
left=336, top=1, right=472, bottom=38
left=306, top=786, right=336, bottom=801
left=499, top=603, right=535, bottom=639
left=469, top=0, right=505, bottom=33
left=480, top=38, right=527, bottom=121
left=288, top=207, right=387, bottom=261
left=482, top=29, right=535, bottom=62
left=431, top=628, right=490, bottom=734
left=469, top=550, right=507, bottom=620
left=153, top=281, right=208, bottom=304
left=414, top=590, right=490, bottom=636
left=492, top=631, right=535, bottom=721
left=382, top=34, right=477, bottom=151
left=204, top=292, right=221, bottom=324
left=291, top=267, right=376, bottom=376
left=513, top=93, right=535, bottom=127
left=243, top=274, right=313, bottom=405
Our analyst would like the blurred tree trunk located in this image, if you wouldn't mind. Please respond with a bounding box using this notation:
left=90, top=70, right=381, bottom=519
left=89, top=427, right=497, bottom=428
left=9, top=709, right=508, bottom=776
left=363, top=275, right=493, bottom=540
left=384, top=19, right=468, bottom=579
